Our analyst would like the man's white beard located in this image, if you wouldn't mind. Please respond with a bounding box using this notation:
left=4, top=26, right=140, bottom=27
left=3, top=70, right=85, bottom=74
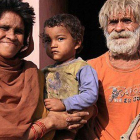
left=104, top=27, right=140, bottom=57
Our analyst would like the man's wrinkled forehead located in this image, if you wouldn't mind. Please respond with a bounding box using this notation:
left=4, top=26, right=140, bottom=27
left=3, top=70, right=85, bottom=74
left=108, top=6, right=135, bottom=20
left=108, top=7, right=134, bottom=19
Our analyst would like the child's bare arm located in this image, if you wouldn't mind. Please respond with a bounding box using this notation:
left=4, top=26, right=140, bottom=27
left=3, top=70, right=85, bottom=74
left=44, top=98, right=66, bottom=111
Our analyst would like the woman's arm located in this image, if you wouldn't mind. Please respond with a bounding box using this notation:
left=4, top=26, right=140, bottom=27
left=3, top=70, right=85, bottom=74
left=23, top=111, right=90, bottom=140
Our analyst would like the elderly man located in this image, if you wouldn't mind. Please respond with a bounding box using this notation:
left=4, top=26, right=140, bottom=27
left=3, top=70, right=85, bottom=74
left=88, top=0, right=140, bottom=139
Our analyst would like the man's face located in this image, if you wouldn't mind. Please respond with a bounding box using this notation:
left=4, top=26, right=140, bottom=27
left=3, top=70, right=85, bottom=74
left=107, top=10, right=139, bottom=33
left=105, top=8, right=140, bottom=56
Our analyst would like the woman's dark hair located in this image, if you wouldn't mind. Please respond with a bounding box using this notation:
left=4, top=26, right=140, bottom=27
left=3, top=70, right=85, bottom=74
left=41, top=13, right=85, bottom=54
left=0, top=0, right=35, bottom=46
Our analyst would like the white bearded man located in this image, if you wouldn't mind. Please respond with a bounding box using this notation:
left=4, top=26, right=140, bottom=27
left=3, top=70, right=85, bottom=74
left=88, top=0, right=140, bottom=139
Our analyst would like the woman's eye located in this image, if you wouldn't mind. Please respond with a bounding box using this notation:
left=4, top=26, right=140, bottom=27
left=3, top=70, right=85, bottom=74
left=0, top=26, right=9, bottom=31
left=15, top=29, right=24, bottom=34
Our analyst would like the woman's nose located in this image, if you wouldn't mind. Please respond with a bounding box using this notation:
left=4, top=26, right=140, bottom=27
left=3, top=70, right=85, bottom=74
left=6, top=30, right=16, bottom=40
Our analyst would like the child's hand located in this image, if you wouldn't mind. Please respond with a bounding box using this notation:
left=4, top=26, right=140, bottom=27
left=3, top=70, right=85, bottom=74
left=44, top=98, right=66, bottom=111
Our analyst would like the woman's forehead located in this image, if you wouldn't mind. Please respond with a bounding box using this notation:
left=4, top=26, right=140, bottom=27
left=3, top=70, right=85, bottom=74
left=0, top=11, right=24, bottom=26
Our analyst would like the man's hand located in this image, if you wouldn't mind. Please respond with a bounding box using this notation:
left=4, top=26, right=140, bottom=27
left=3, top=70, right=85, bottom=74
left=130, top=120, right=140, bottom=140
left=44, top=98, right=66, bottom=111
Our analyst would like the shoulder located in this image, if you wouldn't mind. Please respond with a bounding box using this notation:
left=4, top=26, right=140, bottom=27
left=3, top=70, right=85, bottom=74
left=38, top=69, right=45, bottom=83
left=42, top=64, right=55, bottom=74
left=79, top=64, right=97, bottom=74
left=22, top=60, right=44, bottom=84
left=66, top=58, right=88, bottom=76
left=76, top=65, right=98, bottom=84
left=87, top=52, right=108, bottom=70
left=23, top=60, right=38, bottom=68
left=70, top=57, right=88, bottom=69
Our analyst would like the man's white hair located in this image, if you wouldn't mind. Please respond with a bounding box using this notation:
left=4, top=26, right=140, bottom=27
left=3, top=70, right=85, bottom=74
left=99, top=0, right=140, bottom=31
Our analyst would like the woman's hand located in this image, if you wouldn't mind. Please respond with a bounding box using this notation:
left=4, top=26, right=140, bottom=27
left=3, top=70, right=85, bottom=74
left=66, top=105, right=97, bottom=130
left=66, top=111, right=89, bottom=130
left=23, top=105, right=97, bottom=139
left=46, top=111, right=90, bottom=130
left=46, top=105, right=97, bottom=130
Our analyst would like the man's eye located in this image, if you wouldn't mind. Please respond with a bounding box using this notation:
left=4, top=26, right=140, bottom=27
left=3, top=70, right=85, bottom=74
left=123, top=19, right=132, bottom=24
left=108, top=20, right=118, bottom=25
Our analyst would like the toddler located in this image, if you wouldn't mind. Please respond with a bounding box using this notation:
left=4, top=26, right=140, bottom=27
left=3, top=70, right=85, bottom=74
left=41, top=13, right=98, bottom=140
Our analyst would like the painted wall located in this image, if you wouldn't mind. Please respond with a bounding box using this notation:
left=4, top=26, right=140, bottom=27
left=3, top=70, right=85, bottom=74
left=23, top=0, right=67, bottom=69
left=39, top=0, right=67, bottom=69
left=23, top=0, right=40, bottom=67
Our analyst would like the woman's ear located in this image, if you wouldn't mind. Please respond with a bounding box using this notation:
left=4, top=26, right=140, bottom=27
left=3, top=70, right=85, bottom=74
left=75, top=41, right=81, bottom=50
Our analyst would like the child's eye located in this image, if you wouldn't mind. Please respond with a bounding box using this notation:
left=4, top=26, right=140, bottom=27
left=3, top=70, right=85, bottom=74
left=44, top=37, right=51, bottom=43
left=0, top=26, right=9, bottom=31
left=58, top=38, right=65, bottom=41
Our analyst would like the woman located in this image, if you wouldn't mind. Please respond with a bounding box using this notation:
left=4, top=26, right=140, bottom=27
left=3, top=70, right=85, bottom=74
left=0, top=0, right=95, bottom=140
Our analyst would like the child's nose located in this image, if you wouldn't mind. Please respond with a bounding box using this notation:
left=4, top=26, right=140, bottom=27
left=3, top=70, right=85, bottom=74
left=51, top=41, right=58, bottom=48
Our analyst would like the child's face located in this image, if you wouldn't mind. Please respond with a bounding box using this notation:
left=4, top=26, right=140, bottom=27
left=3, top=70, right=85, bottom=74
left=44, top=25, right=81, bottom=63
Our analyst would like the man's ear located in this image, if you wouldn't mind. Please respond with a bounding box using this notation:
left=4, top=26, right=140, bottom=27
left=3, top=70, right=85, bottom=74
left=75, top=41, right=81, bottom=50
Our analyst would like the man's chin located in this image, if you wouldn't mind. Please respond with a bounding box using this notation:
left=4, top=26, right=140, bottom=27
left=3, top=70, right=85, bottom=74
left=109, top=48, right=137, bottom=57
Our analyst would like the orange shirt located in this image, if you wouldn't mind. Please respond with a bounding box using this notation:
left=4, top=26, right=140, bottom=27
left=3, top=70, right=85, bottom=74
left=88, top=52, right=140, bottom=140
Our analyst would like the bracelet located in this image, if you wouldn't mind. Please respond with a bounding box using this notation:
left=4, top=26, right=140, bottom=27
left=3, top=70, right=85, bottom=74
left=34, top=120, right=47, bottom=138
left=31, top=125, right=38, bottom=140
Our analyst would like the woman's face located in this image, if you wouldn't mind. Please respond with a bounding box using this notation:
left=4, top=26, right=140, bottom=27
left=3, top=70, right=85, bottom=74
left=0, top=11, right=24, bottom=59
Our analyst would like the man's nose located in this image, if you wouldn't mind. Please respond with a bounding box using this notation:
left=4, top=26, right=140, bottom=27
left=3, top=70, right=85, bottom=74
left=115, top=22, right=125, bottom=32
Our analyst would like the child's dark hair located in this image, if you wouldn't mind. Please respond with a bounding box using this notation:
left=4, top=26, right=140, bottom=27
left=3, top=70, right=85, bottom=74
left=0, top=0, right=35, bottom=47
left=41, top=13, right=85, bottom=54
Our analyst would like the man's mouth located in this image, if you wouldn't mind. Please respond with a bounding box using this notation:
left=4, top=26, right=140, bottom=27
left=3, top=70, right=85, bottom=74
left=113, top=36, right=129, bottom=39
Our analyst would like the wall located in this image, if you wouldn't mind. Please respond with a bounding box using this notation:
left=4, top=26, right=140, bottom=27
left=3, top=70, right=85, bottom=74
left=39, top=0, right=67, bottom=69
left=23, top=0, right=40, bottom=67
left=23, top=0, right=67, bottom=69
